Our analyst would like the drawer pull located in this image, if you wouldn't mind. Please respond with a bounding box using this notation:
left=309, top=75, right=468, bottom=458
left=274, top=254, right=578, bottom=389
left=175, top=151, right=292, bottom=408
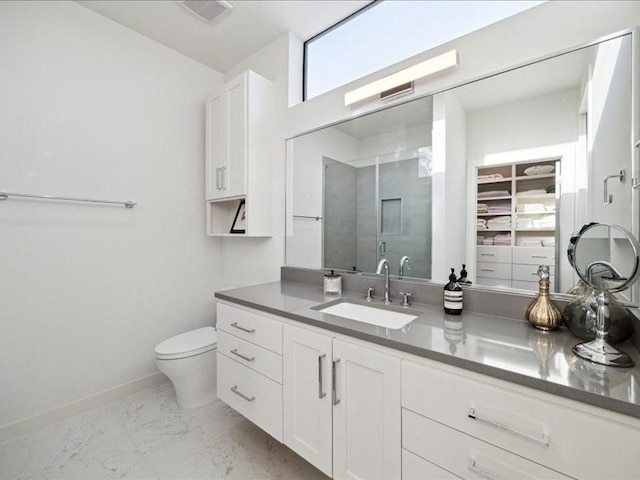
left=531, top=255, right=547, bottom=258
left=230, top=385, right=255, bottom=402
left=230, top=348, right=255, bottom=362
left=230, top=322, right=255, bottom=333
left=468, top=459, right=496, bottom=480
left=332, top=358, right=341, bottom=406
left=480, top=253, right=495, bottom=256
left=467, top=408, right=549, bottom=447
left=319, top=353, right=326, bottom=399
left=480, top=269, right=495, bottom=272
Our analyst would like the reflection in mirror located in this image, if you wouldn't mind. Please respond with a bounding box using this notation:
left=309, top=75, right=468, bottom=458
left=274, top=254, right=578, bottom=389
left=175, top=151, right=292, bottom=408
left=285, top=31, right=637, bottom=303
left=569, top=223, right=640, bottom=296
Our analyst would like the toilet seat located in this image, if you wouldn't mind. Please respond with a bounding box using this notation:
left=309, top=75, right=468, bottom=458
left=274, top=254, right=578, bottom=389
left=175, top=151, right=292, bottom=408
left=155, top=327, right=217, bottom=360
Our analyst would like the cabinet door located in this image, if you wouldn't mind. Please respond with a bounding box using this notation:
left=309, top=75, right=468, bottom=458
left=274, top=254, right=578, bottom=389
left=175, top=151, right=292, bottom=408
left=333, top=339, right=401, bottom=480
left=205, top=92, right=225, bottom=200
left=283, top=325, right=333, bottom=477
left=206, top=73, right=247, bottom=200
left=223, top=73, right=247, bottom=198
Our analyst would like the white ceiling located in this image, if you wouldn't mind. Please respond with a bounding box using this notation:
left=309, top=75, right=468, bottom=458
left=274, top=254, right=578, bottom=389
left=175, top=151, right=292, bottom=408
left=76, top=0, right=370, bottom=73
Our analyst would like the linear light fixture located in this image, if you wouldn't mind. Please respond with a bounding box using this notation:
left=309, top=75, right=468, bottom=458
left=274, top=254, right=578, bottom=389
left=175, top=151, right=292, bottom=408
left=344, top=49, right=458, bottom=106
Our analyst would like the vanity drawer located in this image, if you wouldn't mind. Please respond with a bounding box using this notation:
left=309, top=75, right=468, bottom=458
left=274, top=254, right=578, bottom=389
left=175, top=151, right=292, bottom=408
left=512, top=263, right=555, bottom=282
left=217, top=302, right=282, bottom=354
left=512, top=246, right=555, bottom=265
left=403, top=409, right=569, bottom=480
left=217, top=352, right=283, bottom=441
left=402, top=359, right=640, bottom=479
left=402, top=449, right=458, bottom=480
left=217, top=330, right=282, bottom=384
left=476, top=262, right=511, bottom=280
left=476, top=246, right=512, bottom=264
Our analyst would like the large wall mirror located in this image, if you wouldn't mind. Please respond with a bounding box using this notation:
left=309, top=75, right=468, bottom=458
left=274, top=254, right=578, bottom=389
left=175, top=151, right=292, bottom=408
left=285, top=31, right=639, bottom=303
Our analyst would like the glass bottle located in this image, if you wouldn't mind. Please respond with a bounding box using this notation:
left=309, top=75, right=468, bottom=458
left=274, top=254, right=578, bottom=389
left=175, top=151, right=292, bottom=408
left=525, top=265, right=561, bottom=331
left=457, top=264, right=472, bottom=285
left=443, top=268, right=463, bottom=315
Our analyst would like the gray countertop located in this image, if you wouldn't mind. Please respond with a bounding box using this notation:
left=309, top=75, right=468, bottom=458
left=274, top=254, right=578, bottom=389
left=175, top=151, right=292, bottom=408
left=215, top=280, right=640, bottom=420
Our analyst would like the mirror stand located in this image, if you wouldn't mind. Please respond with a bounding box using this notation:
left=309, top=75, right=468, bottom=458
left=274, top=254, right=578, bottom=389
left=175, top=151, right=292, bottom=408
left=572, top=293, right=634, bottom=368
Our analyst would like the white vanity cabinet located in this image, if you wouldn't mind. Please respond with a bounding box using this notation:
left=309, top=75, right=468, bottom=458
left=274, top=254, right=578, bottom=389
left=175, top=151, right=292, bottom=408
left=217, top=299, right=640, bottom=480
left=282, top=323, right=402, bottom=480
left=216, top=303, right=283, bottom=441
left=205, top=70, right=273, bottom=236
left=401, top=358, right=640, bottom=480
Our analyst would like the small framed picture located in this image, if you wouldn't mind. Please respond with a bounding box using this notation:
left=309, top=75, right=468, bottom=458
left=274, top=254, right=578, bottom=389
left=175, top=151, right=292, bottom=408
left=230, top=199, right=246, bottom=234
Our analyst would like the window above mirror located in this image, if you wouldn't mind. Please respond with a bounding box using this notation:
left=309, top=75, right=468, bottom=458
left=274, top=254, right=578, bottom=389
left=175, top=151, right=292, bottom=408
left=304, top=0, right=545, bottom=101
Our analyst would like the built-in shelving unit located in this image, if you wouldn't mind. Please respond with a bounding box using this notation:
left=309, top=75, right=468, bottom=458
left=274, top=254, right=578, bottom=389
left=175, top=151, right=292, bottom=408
left=475, top=159, right=559, bottom=291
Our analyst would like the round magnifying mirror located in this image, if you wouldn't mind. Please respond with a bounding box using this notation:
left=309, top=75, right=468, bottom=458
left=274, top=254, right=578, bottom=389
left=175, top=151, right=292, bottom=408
left=567, top=223, right=640, bottom=368
left=567, top=223, right=640, bottom=293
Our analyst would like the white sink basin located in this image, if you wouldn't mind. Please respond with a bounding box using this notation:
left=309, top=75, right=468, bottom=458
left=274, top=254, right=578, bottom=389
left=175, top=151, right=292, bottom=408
left=313, top=300, right=418, bottom=329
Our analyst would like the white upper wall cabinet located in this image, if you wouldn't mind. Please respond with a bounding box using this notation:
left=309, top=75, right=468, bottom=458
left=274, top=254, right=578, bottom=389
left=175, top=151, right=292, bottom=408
left=205, top=70, right=274, bottom=236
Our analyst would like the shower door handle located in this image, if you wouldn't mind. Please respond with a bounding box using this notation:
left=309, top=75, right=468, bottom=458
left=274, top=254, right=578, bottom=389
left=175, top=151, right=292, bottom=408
left=378, top=241, right=386, bottom=257
left=603, top=169, right=625, bottom=205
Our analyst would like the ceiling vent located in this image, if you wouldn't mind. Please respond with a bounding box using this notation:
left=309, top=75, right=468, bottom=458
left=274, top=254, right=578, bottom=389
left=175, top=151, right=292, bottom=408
left=180, top=1, right=233, bottom=24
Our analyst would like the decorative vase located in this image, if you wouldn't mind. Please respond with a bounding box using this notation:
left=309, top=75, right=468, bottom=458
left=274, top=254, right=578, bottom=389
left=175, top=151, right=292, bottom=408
left=525, top=265, right=561, bottom=331
left=562, top=281, right=632, bottom=344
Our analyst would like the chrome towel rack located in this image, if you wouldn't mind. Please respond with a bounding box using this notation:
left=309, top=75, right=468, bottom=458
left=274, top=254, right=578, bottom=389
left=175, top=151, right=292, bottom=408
left=0, top=190, right=137, bottom=208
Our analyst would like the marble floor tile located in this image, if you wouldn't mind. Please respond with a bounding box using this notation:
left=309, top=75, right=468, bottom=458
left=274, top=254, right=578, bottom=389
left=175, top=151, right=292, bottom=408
left=0, top=380, right=329, bottom=480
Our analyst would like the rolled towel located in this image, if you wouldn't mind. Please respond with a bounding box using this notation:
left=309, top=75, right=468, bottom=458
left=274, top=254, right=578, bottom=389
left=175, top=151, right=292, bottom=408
left=524, top=165, right=554, bottom=176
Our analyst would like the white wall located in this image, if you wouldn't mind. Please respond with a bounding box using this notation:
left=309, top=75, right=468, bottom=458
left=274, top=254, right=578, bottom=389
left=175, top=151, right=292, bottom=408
left=0, top=1, right=222, bottom=430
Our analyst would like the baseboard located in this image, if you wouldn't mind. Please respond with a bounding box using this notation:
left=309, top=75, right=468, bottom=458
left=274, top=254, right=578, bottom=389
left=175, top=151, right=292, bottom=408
left=0, top=372, right=166, bottom=444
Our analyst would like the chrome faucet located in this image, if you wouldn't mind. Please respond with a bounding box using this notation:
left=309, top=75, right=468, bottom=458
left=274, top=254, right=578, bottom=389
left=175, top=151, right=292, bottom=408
left=399, top=255, right=412, bottom=277
left=376, top=258, right=392, bottom=304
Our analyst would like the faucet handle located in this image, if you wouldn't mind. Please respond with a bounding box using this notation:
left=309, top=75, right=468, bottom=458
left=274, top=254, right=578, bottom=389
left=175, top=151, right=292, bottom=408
left=399, top=291, right=412, bottom=307
left=365, top=287, right=375, bottom=301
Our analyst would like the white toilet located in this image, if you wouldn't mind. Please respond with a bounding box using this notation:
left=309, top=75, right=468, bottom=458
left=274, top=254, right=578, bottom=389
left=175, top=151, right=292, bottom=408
left=154, top=326, right=218, bottom=409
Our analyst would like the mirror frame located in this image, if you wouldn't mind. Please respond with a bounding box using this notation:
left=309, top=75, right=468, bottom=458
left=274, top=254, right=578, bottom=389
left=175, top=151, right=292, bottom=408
left=285, top=28, right=640, bottom=306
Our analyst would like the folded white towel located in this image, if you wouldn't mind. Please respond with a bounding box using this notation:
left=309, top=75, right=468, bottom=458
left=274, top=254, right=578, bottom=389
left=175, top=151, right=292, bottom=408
left=516, top=189, right=547, bottom=196
left=487, top=216, right=511, bottom=226
left=516, top=203, right=545, bottom=213
left=478, top=173, right=504, bottom=181
left=478, top=190, right=510, bottom=198
left=516, top=218, right=534, bottom=229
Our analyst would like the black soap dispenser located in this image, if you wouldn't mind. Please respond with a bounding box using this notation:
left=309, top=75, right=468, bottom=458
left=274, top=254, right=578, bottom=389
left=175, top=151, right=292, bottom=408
left=457, top=264, right=472, bottom=285
left=443, top=268, right=463, bottom=315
